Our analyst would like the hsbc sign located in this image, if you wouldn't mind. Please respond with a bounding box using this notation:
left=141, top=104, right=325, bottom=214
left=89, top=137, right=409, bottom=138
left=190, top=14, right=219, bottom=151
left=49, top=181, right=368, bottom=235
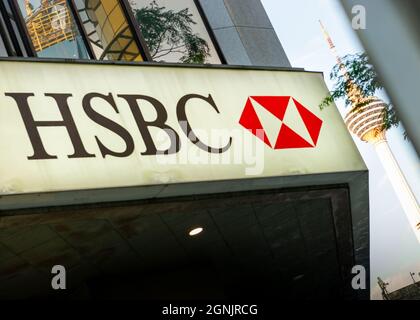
left=3, top=93, right=321, bottom=161
left=0, top=61, right=365, bottom=208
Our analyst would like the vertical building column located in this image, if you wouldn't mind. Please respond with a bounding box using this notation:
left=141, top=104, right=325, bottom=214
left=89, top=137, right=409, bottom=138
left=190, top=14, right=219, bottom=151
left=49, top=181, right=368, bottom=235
left=340, top=0, right=420, bottom=153
left=197, top=0, right=291, bottom=67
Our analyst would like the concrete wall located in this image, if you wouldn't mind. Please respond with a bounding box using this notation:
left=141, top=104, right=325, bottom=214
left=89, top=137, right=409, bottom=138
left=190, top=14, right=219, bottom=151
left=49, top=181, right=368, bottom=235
left=198, top=0, right=291, bottom=67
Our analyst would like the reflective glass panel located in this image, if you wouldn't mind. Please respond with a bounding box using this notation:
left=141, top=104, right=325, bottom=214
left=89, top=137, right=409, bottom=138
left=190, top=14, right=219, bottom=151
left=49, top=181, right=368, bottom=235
left=17, top=0, right=90, bottom=59
left=129, top=0, right=221, bottom=64
left=74, top=0, right=143, bottom=61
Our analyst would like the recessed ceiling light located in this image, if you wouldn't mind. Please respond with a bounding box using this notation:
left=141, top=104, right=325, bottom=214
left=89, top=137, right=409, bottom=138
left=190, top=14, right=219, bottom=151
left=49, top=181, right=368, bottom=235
left=188, top=227, right=203, bottom=236
left=293, top=274, right=305, bottom=281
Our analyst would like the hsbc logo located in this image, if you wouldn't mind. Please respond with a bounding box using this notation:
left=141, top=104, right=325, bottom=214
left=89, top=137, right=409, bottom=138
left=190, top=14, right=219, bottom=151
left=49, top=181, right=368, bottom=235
left=239, top=96, right=323, bottom=149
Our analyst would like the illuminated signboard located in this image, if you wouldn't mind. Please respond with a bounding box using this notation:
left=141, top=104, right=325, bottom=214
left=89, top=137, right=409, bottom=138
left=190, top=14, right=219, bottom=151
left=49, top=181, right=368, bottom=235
left=0, top=61, right=365, bottom=209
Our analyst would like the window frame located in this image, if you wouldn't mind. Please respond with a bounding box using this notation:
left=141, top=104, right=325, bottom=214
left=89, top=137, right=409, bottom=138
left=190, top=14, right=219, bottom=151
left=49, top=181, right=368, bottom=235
left=9, top=0, right=96, bottom=59
left=69, top=0, right=152, bottom=61
left=193, top=0, right=226, bottom=64
left=67, top=0, right=95, bottom=59
left=0, top=4, right=13, bottom=56
left=125, top=0, right=226, bottom=64
left=120, top=0, right=152, bottom=61
left=7, top=0, right=37, bottom=56
left=1, top=0, right=225, bottom=64
left=0, top=0, right=35, bottom=56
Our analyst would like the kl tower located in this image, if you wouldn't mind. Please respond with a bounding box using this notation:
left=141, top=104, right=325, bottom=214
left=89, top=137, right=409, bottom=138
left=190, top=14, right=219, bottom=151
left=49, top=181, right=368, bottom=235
left=320, top=21, right=420, bottom=243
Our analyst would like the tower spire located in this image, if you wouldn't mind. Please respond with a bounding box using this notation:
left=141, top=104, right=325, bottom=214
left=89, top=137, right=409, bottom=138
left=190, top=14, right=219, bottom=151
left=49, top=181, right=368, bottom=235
left=319, top=20, right=365, bottom=105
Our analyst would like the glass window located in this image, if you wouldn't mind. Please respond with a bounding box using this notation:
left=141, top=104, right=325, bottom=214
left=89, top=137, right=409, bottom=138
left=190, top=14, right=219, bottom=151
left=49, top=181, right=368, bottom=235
left=129, top=0, right=221, bottom=64
left=74, top=0, right=143, bottom=61
left=16, top=0, right=90, bottom=59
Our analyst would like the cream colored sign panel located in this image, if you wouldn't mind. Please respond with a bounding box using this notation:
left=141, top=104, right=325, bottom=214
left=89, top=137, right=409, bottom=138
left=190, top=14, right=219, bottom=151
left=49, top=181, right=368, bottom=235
left=0, top=61, right=365, bottom=206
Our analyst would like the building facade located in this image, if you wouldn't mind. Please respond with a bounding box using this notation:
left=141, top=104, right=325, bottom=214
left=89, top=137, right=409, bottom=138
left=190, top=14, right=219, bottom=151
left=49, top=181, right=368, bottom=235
left=0, top=0, right=369, bottom=300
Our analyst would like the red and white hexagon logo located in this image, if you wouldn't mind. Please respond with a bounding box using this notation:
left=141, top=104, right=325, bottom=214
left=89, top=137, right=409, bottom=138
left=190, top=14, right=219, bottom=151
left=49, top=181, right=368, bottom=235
left=238, top=96, right=323, bottom=149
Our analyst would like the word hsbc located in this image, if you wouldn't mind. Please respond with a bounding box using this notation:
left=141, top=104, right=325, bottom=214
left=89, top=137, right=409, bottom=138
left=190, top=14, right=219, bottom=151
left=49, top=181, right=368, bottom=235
left=5, top=92, right=232, bottom=160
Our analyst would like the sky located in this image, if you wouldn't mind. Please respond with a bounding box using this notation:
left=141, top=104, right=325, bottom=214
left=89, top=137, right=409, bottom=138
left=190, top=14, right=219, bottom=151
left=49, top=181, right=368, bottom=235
left=261, top=0, right=420, bottom=299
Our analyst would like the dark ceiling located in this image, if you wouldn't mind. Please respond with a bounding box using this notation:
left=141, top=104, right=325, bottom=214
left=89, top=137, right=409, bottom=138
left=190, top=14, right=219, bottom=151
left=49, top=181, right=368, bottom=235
left=0, top=186, right=356, bottom=299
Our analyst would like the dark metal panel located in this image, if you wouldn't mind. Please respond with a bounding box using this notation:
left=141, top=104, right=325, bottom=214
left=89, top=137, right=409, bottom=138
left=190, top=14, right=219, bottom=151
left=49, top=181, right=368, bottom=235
left=0, top=2, right=14, bottom=55
left=67, top=0, right=95, bottom=60
left=8, top=0, right=36, bottom=57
